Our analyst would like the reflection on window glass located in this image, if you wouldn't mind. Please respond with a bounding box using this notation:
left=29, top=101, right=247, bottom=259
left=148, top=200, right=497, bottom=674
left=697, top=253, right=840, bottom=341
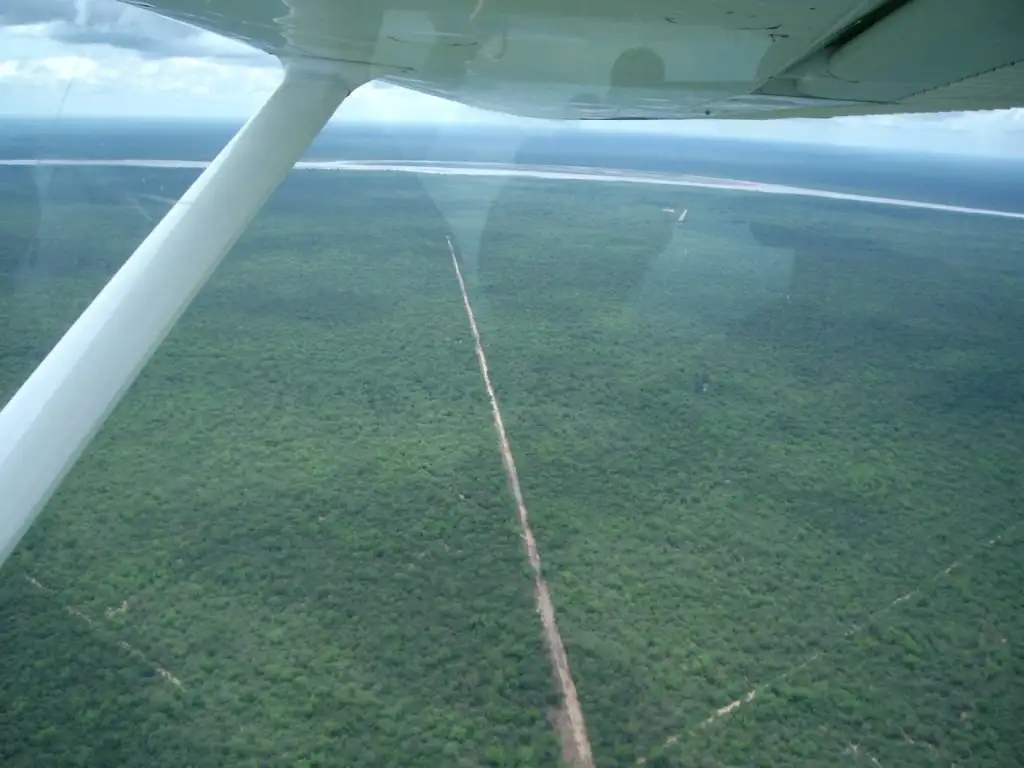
left=2, top=112, right=1024, bottom=766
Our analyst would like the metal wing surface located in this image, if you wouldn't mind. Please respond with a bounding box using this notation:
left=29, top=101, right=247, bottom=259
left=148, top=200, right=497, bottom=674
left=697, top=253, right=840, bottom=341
left=123, top=0, right=1024, bottom=119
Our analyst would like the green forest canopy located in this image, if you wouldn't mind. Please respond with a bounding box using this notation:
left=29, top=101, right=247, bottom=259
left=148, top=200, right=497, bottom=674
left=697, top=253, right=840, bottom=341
left=1, top=165, right=1022, bottom=767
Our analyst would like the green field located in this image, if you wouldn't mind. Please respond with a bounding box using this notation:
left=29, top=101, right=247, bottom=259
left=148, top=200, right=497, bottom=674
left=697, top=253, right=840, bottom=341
left=1, top=164, right=1022, bottom=767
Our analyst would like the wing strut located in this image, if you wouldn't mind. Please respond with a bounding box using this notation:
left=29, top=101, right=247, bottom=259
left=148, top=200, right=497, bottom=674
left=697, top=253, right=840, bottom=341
left=0, top=66, right=353, bottom=567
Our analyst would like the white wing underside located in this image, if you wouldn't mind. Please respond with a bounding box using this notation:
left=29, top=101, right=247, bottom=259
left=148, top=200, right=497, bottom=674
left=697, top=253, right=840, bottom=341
left=123, top=0, right=1024, bottom=120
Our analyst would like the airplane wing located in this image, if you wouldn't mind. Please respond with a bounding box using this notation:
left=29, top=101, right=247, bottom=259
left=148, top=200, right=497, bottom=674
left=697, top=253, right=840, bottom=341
left=122, top=0, right=1024, bottom=119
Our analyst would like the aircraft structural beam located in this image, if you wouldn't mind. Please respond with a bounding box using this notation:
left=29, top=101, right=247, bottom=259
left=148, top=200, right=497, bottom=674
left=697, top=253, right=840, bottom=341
left=0, top=67, right=352, bottom=567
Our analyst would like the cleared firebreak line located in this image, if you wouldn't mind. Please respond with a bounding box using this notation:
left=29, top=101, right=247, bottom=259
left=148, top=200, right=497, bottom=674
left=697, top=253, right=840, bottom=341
left=447, top=236, right=595, bottom=768
left=637, top=517, right=1023, bottom=765
left=23, top=573, right=184, bottom=690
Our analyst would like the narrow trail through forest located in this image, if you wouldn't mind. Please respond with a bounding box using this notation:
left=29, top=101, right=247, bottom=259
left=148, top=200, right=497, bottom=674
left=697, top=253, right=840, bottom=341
left=22, top=573, right=184, bottom=690
left=447, top=235, right=595, bottom=768
left=636, top=517, right=1023, bottom=765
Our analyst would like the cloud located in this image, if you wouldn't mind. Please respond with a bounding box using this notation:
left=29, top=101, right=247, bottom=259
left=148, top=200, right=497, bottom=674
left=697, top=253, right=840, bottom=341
left=340, top=81, right=538, bottom=125
left=0, top=0, right=76, bottom=26
left=1, top=52, right=280, bottom=100
left=0, top=55, right=113, bottom=85
left=1, top=0, right=269, bottom=62
left=575, top=105, right=1024, bottom=157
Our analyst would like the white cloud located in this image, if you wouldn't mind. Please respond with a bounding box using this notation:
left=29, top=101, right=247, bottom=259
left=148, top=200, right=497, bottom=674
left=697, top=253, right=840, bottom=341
left=0, top=40, right=280, bottom=118
left=0, top=55, right=109, bottom=84
left=340, top=82, right=535, bottom=125
left=1, top=0, right=266, bottom=62
left=578, top=107, right=1024, bottom=157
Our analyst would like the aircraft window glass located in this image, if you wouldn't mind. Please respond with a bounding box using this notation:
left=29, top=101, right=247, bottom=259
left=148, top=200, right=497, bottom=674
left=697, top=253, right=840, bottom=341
left=2, top=15, right=1024, bottom=768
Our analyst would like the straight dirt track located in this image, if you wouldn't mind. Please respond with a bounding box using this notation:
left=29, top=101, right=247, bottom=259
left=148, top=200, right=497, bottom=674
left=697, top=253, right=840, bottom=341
left=447, top=236, right=594, bottom=768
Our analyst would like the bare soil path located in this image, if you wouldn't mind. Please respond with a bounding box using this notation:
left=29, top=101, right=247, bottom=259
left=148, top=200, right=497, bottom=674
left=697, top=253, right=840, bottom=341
left=448, top=236, right=594, bottom=768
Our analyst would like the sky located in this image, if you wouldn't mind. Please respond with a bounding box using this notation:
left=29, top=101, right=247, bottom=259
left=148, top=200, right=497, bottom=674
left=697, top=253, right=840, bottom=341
left=2, top=0, right=1023, bottom=157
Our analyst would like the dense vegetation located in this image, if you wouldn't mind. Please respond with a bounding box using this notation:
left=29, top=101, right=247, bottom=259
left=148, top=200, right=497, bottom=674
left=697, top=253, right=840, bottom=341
left=0, top=168, right=560, bottom=767
left=471, top=181, right=1024, bottom=766
left=1, top=148, right=1022, bottom=767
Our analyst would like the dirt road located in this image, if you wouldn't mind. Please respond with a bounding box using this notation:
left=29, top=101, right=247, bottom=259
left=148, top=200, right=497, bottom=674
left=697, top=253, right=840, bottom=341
left=448, top=236, right=594, bottom=768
